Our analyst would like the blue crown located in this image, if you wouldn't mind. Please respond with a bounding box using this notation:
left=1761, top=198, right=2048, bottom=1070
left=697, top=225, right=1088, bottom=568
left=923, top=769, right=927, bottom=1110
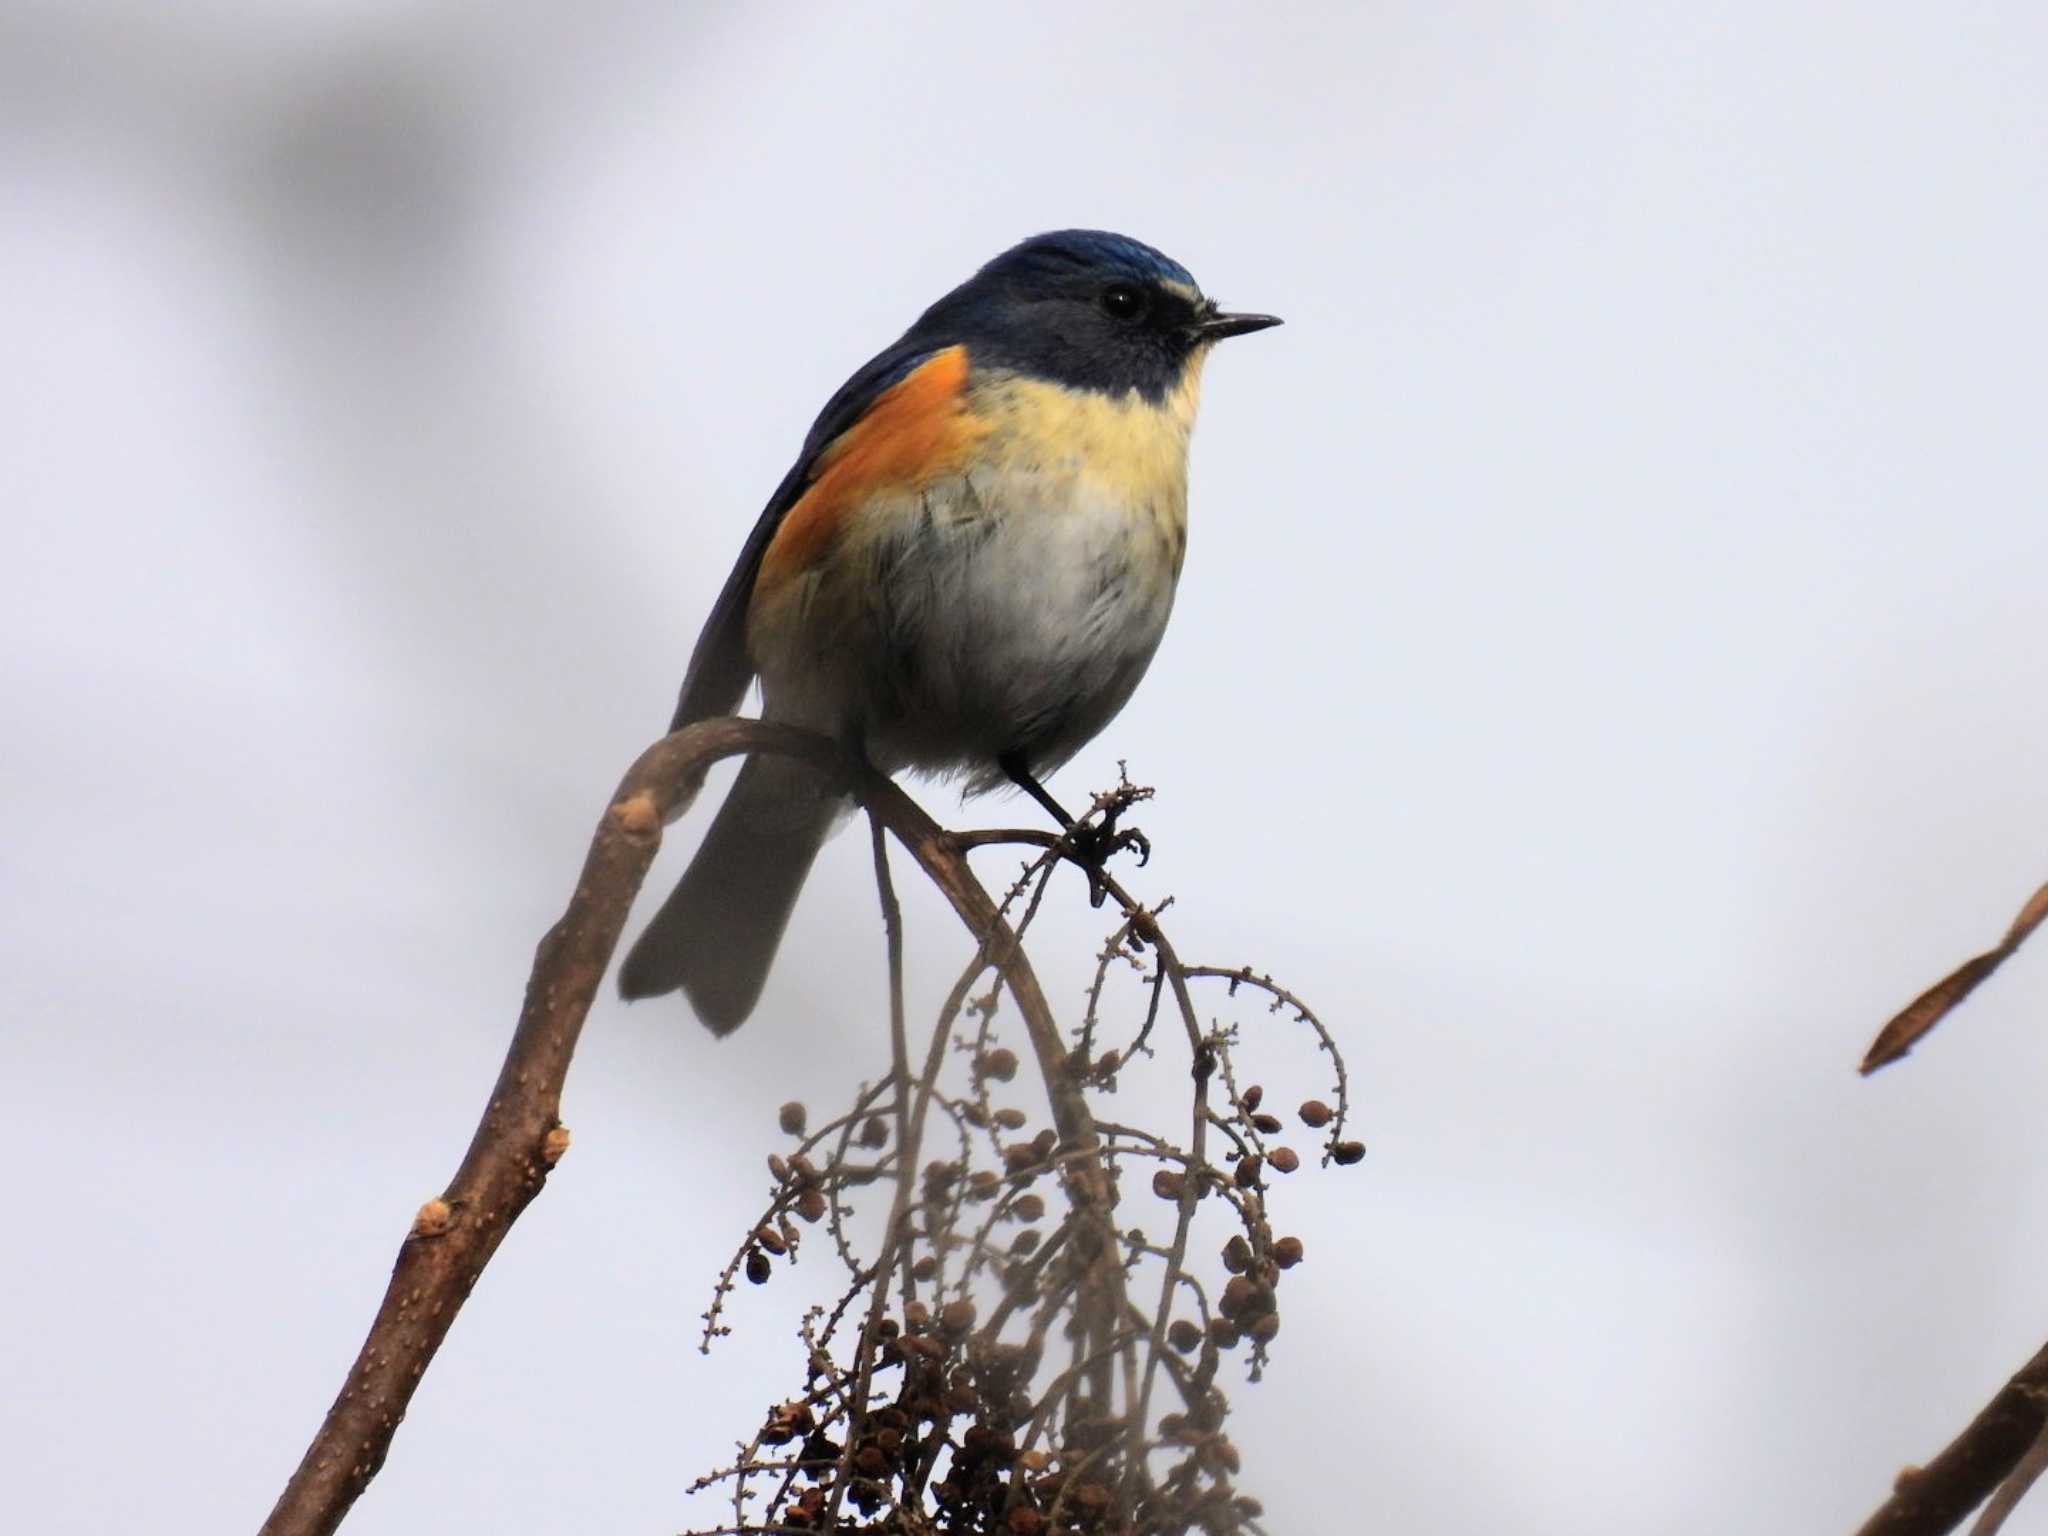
left=974, top=229, right=1198, bottom=292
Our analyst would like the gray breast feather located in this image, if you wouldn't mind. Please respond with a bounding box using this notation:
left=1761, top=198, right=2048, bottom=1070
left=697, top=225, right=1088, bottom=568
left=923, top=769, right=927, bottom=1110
left=817, top=468, right=1183, bottom=787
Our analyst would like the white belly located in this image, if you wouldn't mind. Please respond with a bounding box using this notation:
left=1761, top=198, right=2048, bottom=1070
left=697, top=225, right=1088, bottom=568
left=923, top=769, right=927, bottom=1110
left=753, top=466, right=1184, bottom=789
left=881, top=468, right=1181, bottom=782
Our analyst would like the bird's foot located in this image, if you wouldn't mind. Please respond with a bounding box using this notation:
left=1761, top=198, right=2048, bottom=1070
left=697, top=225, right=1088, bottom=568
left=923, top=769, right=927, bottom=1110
left=1059, top=796, right=1151, bottom=909
left=1000, top=756, right=1153, bottom=907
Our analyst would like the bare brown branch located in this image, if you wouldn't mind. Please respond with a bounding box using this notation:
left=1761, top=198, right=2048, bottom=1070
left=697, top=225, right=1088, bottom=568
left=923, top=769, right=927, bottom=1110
left=261, top=728, right=1347, bottom=1536
left=1860, top=880, right=2048, bottom=1075
left=1854, top=1340, right=2048, bottom=1536
left=259, top=718, right=1068, bottom=1536
left=1969, top=1418, right=2048, bottom=1535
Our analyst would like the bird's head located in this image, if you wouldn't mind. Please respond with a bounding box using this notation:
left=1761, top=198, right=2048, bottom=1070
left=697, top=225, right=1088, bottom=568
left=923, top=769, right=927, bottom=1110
left=907, top=229, right=1280, bottom=403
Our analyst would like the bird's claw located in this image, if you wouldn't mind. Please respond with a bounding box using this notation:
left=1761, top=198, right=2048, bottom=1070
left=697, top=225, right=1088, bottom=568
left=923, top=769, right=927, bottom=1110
left=1060, top=812, right=1148, bottom=908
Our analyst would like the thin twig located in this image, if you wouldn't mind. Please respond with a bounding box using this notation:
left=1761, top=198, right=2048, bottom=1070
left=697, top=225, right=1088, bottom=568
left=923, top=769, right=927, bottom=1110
left=1860, top=880, right=2048, bottom=1074
left=872, top=813, right=915, bottom=1309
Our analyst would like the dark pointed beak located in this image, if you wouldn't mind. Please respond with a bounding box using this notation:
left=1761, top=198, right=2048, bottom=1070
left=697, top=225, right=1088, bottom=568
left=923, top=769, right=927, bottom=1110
left=1196, top=310, right=1283, bottom=342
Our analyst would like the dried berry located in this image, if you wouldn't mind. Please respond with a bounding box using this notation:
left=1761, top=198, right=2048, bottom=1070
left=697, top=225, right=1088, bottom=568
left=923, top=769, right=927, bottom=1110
left=1298, top=1098, right=1334, bottom=1128
left=1272, top=1235, right=1305, bottom=1268
left=795, top=1187, right=827, bottom=1223
left=1070, top=1482, right=1110, bottom=1513
left=940, top=1298, right=977, bottom=1336
left=778, top=1100, right=807, bottom=1136
left=1221, top=1235, right=1251, bottom=1273
left=1332, top=1139, right=1367, bottom=1165
left=1219, top=1275, right=1256, bottom=1318
left=980, top=1048, right=1019, bottom=1082
left=1152, top=1168, right=1186, bottom=1201
left=1234, top=1154, right=1264, bottom=1189
left=1268, top=1146, right=1300, bottom=1174
left=1240, top=1084, right=1263, bottom=1112
left=1251, top=1112, right=1283, bottom=1135
left=761, top=1399, right=814, bottom=1445
left=1010, top=1192, right=1046, bottom=1222
left=745, top=1249, right=772, bottom=1285
left=753, top=1225, right=787, bottom=1256
left=993, top=1107, right=1027, bottom=1131
left=860, top=1115, right=889, bottom=1147
left=1168, top=1319, right=1204, bottom=1353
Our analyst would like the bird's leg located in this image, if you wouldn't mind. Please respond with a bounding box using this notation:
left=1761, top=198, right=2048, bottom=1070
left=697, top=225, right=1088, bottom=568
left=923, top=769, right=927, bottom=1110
left=999, top=754, right=1147, bottom=907
left=1003, top=755, right=1079, bottom=828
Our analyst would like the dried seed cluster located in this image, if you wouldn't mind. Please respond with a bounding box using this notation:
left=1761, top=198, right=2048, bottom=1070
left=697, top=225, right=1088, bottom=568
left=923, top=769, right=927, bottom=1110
left=688, top=777, right=1358, bottom=1535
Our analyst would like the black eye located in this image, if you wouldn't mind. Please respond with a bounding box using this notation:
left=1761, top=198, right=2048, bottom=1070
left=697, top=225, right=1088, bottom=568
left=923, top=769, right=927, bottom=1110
left=1100, top=283, right=1147, bottom=322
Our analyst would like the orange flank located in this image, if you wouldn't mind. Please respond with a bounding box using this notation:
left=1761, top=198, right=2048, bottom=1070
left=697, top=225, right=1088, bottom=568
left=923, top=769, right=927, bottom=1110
left=756, top=345, right=985, bottom=589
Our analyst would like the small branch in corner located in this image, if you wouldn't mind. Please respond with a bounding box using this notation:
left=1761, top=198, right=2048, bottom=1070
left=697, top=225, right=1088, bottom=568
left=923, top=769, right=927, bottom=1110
left=1854, top=1339, right=2048, bottom=1536
left=1859, top=880, right=2048, bottom=1075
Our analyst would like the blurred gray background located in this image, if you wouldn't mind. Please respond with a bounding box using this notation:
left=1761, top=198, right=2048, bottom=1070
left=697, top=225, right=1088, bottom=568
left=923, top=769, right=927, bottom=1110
left=7, top=2, right=2048, bottom=1531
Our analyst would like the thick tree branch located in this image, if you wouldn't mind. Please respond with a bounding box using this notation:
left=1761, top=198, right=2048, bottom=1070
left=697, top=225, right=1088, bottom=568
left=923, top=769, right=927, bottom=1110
left=1855, top=1340, right=2048, bottom=1536
left=1970, top=1420, right=2048, bottom=1535
left=259, top=718, right=1088, bottom=1536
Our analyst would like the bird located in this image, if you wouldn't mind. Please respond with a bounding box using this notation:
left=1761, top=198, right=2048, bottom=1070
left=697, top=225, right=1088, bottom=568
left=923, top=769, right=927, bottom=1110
left=617, top=229, right=1279, bottom=1033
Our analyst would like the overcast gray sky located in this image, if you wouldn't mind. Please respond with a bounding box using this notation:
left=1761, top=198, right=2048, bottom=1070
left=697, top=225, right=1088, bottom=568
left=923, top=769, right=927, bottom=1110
left=8, top=3, right=2048, bottom=1531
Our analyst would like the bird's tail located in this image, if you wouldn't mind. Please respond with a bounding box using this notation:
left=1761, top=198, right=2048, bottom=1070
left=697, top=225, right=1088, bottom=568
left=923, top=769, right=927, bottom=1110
left=617, top=753, right=842, bottom=1034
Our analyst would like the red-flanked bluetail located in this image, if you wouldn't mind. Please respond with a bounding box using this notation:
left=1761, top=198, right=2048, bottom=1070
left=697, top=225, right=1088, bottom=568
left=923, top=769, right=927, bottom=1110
left=619, top=230, right=1279, bottom=1032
